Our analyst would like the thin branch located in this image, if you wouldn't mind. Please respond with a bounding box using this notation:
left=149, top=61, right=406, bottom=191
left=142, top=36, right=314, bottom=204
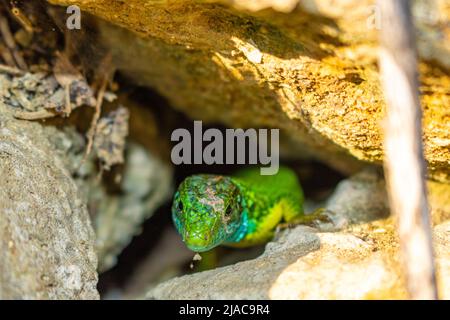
left=0, top=63, right=25, bottom=75
left=0, top=14, right=27, bottom=70
left=378, top=0, right=438, bottom=300
left=78, top=75, right=108, bottom=168
left=13, top=109, right=57, bottom=120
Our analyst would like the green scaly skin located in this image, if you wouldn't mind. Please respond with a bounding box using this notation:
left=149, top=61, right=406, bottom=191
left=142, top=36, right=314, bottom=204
left=172, top=167, right=304, bottom=252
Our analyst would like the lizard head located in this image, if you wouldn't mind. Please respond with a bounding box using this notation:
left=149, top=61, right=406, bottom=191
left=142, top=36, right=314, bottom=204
left=172, top=174, right=243, bottom=252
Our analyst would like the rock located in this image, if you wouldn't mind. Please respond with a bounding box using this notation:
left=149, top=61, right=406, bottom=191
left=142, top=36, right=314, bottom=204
left=0, top=65, right=174, bottom=293
left=0, top=112, right=99, bottom=299
left=92, top=143, right=174, bottom=272
left=320, top=167, right=450, bottom=229
left=26, top=88, right=175, bottom=272
left=122, top=227, right=194, bottom=299
left=428, top=181, right=450, bottom=225
left=268, top=231, right=405, bottom=299
left=298, top=0, right=450, bottom=70
left=434, top=221, right=450, bottom=299
left=147, top=219, right=450, bottom=300
left=225, top=0, right=450, bottom=69
left=322, top=167, right=389, bottom=229
left=146, top=226, right=321, bottom=299
left=48, top=0, right=450, bottom=181
left=271, top=220, right=449, bottom=299
left=75, top=93, right=176, bottom=272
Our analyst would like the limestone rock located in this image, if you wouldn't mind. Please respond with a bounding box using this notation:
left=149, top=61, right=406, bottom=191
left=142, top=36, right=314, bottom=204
left=48, top=0, right=450, bottom=181
left=434, top=221, right=450, bottom=299
left=323, top=167, right=389, bottom=228
left=267, top=231, right=405, bottom=299
left=321, top=167, right=450, bottom=229
left=146, top=226, right=321, bottom=299
left=147, top=219, right=450, bottom=300
left=0, top=112, right=99, bottom=299
left=91, top=143, right=174, bottom=272
left=428, top=180, right=450, bottom=225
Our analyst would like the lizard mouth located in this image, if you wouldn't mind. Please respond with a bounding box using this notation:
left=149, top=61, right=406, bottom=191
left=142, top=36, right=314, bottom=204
left=184, top=230, right=217, bottom=252
left=185, top=243, right=216, bottom=252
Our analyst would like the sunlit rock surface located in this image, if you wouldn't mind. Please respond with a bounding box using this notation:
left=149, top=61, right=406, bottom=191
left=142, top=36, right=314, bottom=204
left=49, top=0, right=450, bottom=181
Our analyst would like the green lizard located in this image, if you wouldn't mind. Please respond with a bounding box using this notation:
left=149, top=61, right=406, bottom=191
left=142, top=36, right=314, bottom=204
left=172, top=166, right=307, bottom=252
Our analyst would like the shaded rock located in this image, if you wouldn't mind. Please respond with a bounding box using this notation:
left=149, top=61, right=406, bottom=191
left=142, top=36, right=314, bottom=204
left=48, top=0, right=450, bottom=181
left=323, top=167, right=389, bottom=229
left=0, top=112, right=99, bottom=299
left=298, top=0, right=450, bottom=70
left=321, top=167, right=450, bottom=229
left=0, top=68, right=174, bottom=284
left=146, top=226, right=320, bottom=299
left=44, top=92, right=175, bottom=272
left=91, top=143, right=174, bottom=272
left=122, top=227, right=194, bottom=299
left=40, top=89, right=176, bottom=272
left=72, top=92, right=176, bottom=272
left=0, top=58, right=95, bottom=120
left=93, top=106, right=130, bottom=171
left=147, top=219, right=449, bottom=300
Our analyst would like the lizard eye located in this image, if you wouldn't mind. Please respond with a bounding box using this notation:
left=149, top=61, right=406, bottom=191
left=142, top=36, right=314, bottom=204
left=178, top=201, right=184, bottom=212
left=225, top=205, right=233, bottom=216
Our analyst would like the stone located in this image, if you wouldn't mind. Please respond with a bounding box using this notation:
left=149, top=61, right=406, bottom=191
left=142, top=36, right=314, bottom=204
left=146, top=226, right=321, bottom=299
left=323, top=167, right=389, bottom=228
left=147, top=219, right=450, bottom=300
left=92, top=143, right=174, bottom=271
left=0, top=111, right=99, bottom=299
left=48, top=0, right=450, bottom=181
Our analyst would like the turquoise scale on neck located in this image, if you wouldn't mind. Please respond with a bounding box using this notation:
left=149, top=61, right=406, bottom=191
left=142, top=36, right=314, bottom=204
left=226, top=209, right=249, bottom=243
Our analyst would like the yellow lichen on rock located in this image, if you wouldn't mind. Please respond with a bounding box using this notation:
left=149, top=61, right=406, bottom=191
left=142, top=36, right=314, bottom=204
left=49, top=0, right=450, bottom=180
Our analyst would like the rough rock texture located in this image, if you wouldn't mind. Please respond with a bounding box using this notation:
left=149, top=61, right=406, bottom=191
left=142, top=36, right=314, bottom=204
left=300, top=167, right=446, bottom=229
left=267, top=231, right=403, bottom=299
left=75, top=94, right=176, bottom=272
left=146, top=169, right=450, bottom=299
left=91, top=143, right=174, bottom=272
left=0, top=110, right=99, bottom=299
left=147, top=226, right=321, bottom=299
left=434, top=221, right=450, bottom=299
left=323, top=167, right=389, bottom=228
left=123, top=227, right=219, bottom=299
left=428, top=180, right=450, bottom=225
left=270, top=220, right=449, bottom=299
left=147, top=221, right=449, bottom=300
left=298, top=0, right=450, bottom=69
left=49, top=0, right=450, bottom=181
left=0, top=68, right=173, bottom=280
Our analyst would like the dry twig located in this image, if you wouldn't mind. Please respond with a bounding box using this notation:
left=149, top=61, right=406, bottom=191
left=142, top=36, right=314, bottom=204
left=378, top=0, right=438, bottom=300
left=78, top=53, right=114, bottom=169
left=0, top=14, right=27, bottom=69
left=0, top=63, right=25, bottom=75
left=78, top=75, right=108, bottom=168
left=10, top=5, right=34, bottom=34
